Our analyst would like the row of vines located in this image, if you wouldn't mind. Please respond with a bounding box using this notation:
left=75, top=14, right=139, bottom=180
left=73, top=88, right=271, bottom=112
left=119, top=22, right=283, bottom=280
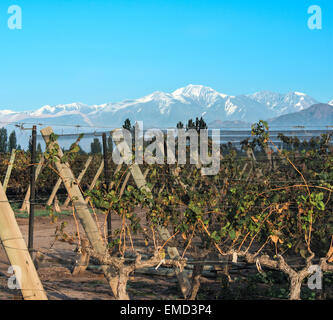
left=1, top=122, right=333, bottom=300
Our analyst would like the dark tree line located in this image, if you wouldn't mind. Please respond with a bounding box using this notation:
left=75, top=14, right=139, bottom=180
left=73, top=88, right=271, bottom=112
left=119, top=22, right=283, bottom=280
left=90, top=135, right=113, bottom=155
left=0, top=128, right=21, bottom=153
left=177, top=117, right=207, bottom=131
left=0, top=118, right=208, bottom=155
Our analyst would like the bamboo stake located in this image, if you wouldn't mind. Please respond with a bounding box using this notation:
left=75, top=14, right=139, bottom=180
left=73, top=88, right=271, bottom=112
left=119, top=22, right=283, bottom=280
left=3, top=149, right=16, bottom=192
left=40, top=127, right=119, bottom=297
left=0, top=182, right=47, bottom=300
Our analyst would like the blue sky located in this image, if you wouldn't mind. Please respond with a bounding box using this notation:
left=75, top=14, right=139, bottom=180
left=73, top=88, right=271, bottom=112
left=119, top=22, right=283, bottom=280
left=0, top=0, right=332, bottom=111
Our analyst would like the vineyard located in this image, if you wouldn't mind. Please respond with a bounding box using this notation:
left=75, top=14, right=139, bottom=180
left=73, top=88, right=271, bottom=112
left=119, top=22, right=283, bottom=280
left=0, top=122, right=332, bottom=300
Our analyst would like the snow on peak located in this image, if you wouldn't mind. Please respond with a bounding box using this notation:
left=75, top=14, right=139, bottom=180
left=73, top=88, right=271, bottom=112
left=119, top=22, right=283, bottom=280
left=32, top=105, right=56, bottom=116
left=173, top=84, right=227, bottom=98
left=247, top=90, right=318, bottom=115
left=328, top=100, right=333, bottom=106
left=31, top=102, right=97, bottom=117
left=138, top=91, right=173, bottom=103
left=294, top=91, right=306, bottom=96
left=0, top=109, right=17, bottom=115
left=172, top=84, right=228, bottom=106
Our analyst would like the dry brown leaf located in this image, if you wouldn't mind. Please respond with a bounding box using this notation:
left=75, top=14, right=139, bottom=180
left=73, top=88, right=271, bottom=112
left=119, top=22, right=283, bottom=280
left=270, top=234, right=284, bottom=244
left=251, top=216, right=259, bottom=223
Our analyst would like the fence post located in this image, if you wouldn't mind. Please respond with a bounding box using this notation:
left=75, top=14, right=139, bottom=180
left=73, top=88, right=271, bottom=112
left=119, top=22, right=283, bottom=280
left=102, top=133, right=112, bottom=244
left=3, top=148, right=16, bottom=192
left=0, top=182, right=47, bottom=300
left=40, top=126, right=120, bottom=297
left=28, top=126, right=37, bottom=255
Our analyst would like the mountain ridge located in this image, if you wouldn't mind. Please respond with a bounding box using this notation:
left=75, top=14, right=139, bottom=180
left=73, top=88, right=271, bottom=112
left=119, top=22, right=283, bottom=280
left=0, top=85, right=330, bottom=129
left=268, top=103, right=333, bottom=127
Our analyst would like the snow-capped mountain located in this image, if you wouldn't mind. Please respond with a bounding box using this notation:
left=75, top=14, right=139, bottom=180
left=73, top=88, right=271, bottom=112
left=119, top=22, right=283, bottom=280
left=87, top=85, right=277, bottom=128
left=0, top=85, right=324, bottom=130
left=328, top=99, right=333, bottom=106
left=246, top=91, right=318, bottom=115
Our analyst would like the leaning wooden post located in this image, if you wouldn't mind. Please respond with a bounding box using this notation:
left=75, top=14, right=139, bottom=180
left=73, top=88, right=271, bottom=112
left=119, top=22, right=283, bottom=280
left=46, top=178, right=62, bottom=207
left=52, top=156, right=93, bottom=208
left=84, top=160, right=104, bottom=204
left=3, top=148, right=16, bottom=192
left=0, top=182, right=47, bottom=300
left=40, top=127, right=119, bottom=297
left=20, top=155, right=45, bottom=212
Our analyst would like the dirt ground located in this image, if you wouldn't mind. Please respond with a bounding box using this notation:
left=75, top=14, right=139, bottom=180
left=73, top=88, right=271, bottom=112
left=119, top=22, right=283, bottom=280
left=0, top=211, right=223, bottom=300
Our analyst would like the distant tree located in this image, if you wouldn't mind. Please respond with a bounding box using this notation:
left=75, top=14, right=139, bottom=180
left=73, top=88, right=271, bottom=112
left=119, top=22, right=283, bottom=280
left=28, top=136, right=32, bottom=153
left=198, top=117, right=207, bottom=130
left=0, top=127, right=8, bottom=153
left=177, top=121, right=184, bottom=129
left=123, top=118, right=132, bottom=131
left=8, top=130, right=17, bottom=152
left=17, top=144, right=22, bottom=151
left=107, top=135, right=113, bottom=154
left=90, top=138, right=102, bottom=154
left=37, top=143, right=42, bottom=153
left=186, top=119, right=195, bottom=130
left=185, top=117, right=207, bottom=132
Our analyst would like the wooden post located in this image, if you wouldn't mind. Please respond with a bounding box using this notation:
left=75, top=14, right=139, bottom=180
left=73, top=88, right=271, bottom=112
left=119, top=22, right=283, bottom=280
left=46, top=178, right=62, bottom=207
left=102, top=133, right=112, bottom=244
left=84, top=160, right=104, bottom=203
left=0, top=182, right=47, bottom=300
left=20, top=155, right=45, bottom=212
left=40, top=127, right=119, bottom=297
left=47, top=139, right=88, bottom=208
left=3, top=148, right=16, bottom=192
left=53, top=195, right=61, bottom=213
left=60, top=156, right=92, bottom=208
left=28, top=125, right=37, bottom=255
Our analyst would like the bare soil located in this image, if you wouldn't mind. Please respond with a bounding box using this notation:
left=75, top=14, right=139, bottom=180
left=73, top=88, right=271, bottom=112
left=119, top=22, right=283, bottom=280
left=0, top=212, right=219, bottom=300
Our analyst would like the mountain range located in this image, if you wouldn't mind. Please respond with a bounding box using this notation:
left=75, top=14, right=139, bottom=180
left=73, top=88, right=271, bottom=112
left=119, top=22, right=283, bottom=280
left=1, top=85, right=331, bottom=131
